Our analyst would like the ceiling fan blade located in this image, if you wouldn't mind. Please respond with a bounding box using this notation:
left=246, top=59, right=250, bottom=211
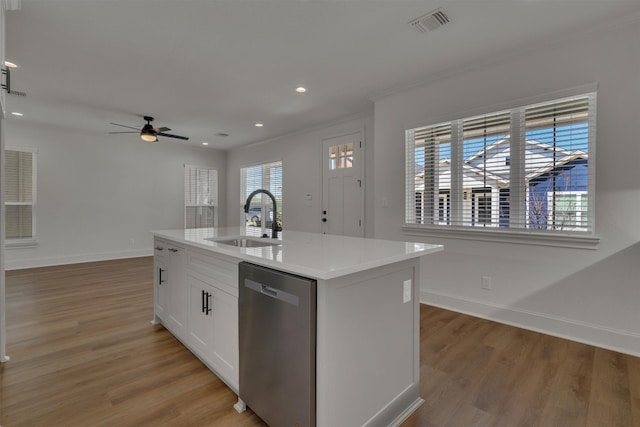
left=109, top=122, right=140, bottom=130
left=109, top=131, right=138, bottom=134
left=157, top=132, right=189, bottom=141
left=155, top=126, right=171, bottom=133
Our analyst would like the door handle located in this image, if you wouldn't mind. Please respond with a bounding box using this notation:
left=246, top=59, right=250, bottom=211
left=206, top=292, right=212, bottom=315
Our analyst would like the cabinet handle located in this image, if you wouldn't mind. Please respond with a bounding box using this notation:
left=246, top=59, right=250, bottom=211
left=158, top=268, right=165, bottom=285
left=154, top=246, right=164, bottom=251
left=168, top=248, right=178, bottom=253
left=206, top=292, right=212, bottom=315
left=201, top=290, right=206, bottom=313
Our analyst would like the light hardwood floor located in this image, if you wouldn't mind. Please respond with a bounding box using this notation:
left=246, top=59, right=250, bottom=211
left=1, top=257, right=638, bottom=426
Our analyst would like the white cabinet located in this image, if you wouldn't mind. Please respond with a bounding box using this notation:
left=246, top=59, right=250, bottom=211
left=153, top=238, right=239, bottom=392
left=187, top=273, right=214, bottom=361
left=0, top=5, right=5, bottom=114
left=186, top=272, right=239, bottom=390
left=153, top=238, right=187, bottom=336
left=153, top=243, right=168, bottom=321
left=210, top=284, right=239, bottom=389
left=165, top=243, right=187, bottom=337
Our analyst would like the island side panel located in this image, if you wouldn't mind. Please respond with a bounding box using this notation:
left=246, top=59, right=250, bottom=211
left=316, top=258, right=422, bottom=427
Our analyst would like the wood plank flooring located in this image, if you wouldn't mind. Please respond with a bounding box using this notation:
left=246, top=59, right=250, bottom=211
left=1, top=257, right=639, bottom=426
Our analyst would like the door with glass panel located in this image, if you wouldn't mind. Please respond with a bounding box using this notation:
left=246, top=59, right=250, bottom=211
left=321, top=131, right=364, bottom=237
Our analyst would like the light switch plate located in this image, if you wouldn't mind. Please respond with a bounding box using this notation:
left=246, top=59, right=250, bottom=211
left=403, top=280, right=412, bottom=303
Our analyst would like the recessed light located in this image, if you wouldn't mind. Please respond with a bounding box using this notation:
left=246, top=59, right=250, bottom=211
left=255, top=123, right=264, bottom=127
left=4, top=61, right=18, bottom=68
left=202, top=142, right=209, bottom=146
left=11, top=111, right=23, bottom=116
left=295, top=87, right=307, bottom=93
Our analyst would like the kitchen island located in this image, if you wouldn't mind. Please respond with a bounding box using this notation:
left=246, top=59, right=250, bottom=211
left=151, top=227, right=442, bottom=427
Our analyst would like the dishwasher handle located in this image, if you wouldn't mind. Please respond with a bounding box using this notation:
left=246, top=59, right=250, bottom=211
left=244, top=278, right=300, bottom=307
left=261, top=284, right=278, bottom=297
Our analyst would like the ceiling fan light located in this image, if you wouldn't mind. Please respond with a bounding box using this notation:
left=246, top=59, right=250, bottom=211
left=140, top=128, right=157, bottom=142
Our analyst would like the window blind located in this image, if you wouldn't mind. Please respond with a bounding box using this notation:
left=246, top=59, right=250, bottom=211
left=521, top=96, right=592, bottom=232
left=240, top=161, right=283, bottom=235
left=405, top=92, right=596, bottom=236
left=406, top=123, right=452, bottom=225
left=462, top=111, right=511, bottom=227
left=4, top=149, right=36, bottom=240
left=184, top=165, right=217, bottom=229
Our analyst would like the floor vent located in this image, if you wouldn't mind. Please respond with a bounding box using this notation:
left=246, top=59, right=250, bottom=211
left=409, top=8, right=450, bottom=33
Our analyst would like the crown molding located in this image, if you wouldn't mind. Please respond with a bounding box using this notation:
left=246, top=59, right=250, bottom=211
left=370, top=8, right=640, bottom=103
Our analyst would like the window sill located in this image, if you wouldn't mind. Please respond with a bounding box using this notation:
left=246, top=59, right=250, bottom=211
left=5, top=239, right=39, bottom=249
left=402, top=225, right=600, bottom=250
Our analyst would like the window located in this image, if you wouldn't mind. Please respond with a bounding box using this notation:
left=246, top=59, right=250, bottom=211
left=405, top=92, right=596, bottom=239
left=184, top=165, right=217, bottom=229
left=240, top=161, right=282, bottom=236
left=4, top=148, right=37, bottom=245
left=329, top=142, right=353, bottom=170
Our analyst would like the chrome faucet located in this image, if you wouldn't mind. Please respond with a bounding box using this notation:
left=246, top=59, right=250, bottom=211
left=244, top=189, right=281, bottom=238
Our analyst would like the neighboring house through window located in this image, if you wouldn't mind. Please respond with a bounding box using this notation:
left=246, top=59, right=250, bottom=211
left=405, top=91, right=595, bottom=238
left=4, top=147, right=37, bottom=246
left=184, top=165, right=217, bottom=229
left=240, top=161, right=282, bottom=236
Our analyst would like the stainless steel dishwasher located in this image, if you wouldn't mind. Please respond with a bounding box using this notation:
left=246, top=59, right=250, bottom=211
left=239, top=262, right=317, bottom=427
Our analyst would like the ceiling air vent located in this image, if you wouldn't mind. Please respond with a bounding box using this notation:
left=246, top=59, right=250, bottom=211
left=409, top=8, right=450, bottom=33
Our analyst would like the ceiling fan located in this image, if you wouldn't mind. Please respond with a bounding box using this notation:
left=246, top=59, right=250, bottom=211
left=109, top=116, right=189, bottom=142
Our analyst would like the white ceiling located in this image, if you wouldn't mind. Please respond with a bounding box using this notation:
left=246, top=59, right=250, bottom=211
left=5, top=0, right=640, bottom=150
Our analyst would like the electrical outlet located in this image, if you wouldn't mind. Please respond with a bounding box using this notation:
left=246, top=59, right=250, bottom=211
left=403, top=280, right=412, bottom=303
left=481, top=276, right=492, bottom=290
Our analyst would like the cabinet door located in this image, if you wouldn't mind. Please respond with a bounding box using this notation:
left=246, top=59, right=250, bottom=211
left=187, top=274, right=214, bottom=364
left=154, top=256, right=167, bottom=321
left=166, top=245, right=187, bottom=337
left=211, top=287, right=239, bottom=390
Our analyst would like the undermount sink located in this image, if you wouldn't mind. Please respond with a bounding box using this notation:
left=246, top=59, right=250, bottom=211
left=208, top=237, right=281, bottom=248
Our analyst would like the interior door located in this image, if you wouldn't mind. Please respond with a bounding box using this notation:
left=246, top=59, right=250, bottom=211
left=322, top=131, right=364, bottom=237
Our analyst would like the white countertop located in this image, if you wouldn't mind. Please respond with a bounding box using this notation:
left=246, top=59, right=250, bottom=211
left=151, top=227, right=443, bottom=280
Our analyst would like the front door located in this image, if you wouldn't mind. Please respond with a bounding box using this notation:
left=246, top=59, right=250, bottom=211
left=321, top=131, right=364, bottom=236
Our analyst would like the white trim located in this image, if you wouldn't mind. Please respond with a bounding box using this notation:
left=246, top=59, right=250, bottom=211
left=5, top=238, right=38, bottom=248
left=5, top=248, right=153, bottom=270
left=405, top=90, right=597, bottom=241
left=421, top=289, right=640, bottom=358
left=402, top=225, right=600, bottom=250
left=403, top=83, right=597, bottom=133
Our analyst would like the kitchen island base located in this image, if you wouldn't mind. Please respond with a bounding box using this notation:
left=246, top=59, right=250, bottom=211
left=151, top=228, right=442, bottom=426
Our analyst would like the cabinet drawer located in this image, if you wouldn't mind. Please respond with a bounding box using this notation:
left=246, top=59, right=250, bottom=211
left=187, top=249, right=239, bottom=291
left=154, top=238, right=168, bottom=257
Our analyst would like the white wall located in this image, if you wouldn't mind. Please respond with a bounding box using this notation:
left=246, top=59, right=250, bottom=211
left=225, top=113, right=374, bottom=235
left=5, top=122, right=226, bottom=269
left=373, top=20, right=640, bottom=355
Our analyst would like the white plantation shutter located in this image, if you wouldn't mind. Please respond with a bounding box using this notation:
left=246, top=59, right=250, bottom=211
left=5, top=148, right=36, bottom=241
left=519, top=95, right=594, bottom=232
left=462, top=112, right=511, bottom=228
left=184, top=165, right=217, bottom=229
left=240, top=161, right=283, bottom=236
left=406, top=123, right=452, bottom=225
left=405, top=91, right=596, bottom=238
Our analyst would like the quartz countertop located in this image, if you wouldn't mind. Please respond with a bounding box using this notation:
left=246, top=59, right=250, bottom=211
left=151, top=227, right=443, bottom=280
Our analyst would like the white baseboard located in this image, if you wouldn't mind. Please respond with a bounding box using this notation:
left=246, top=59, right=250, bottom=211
left=5, top=249, right=153, bottom=270
left=421, top=289, right=640, bottom=358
